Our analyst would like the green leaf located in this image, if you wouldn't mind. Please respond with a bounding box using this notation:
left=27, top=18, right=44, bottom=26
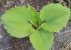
left=30, top=29, right=54, bottom=50
left=28, top=4, right=41, bottom=26
left=1, top=7, right=35, bottom=38
left=28, top=4, right=37, bottom=14
left=40, top=3, right=70, bottom=32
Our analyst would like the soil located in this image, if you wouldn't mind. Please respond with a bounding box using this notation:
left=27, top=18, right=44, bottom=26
left=0, top=0, right=71, bottom=50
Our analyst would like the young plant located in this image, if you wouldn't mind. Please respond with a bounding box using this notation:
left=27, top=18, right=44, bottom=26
left=1, top=3, right=70, bottom=50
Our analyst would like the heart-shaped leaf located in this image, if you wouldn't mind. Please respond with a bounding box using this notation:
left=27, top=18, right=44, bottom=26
left=30, top=29, right=54, bottom=50
left=40, top=3, right=70, bottom=32
left=1, top=6, right=35, bottom=38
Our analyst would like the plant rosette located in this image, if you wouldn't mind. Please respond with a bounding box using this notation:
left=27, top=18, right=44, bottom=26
left=1, top=3, right=70, bottom=50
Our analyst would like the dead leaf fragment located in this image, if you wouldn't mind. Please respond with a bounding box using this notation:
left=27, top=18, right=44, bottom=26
left=19, top=0, right=25, bottom=4
left=0, top=34, right=2, bottom=38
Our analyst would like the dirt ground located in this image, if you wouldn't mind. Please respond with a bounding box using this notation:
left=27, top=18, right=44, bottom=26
left=0, top=0, right=71, bottom=50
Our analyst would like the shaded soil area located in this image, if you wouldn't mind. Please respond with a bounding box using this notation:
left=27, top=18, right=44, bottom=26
left=0, top=0, right=71, bottom=50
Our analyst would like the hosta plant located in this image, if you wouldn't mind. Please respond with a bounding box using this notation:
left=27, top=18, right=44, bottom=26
left=1, top=3, right=70, bottom=50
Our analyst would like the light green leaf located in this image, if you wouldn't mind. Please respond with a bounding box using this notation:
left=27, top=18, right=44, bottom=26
left=30, top=29, right=54, bottom=50
left=28, top=4, right=41, bottom=26
left=1, top=7, right=35, bottom=38
left=28, top=4, right=37, bottom=14
left=40, top=3, right=70, bottom=32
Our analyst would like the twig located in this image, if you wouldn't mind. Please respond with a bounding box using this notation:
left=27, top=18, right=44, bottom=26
left=64, top=42, right=71, bottom=50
